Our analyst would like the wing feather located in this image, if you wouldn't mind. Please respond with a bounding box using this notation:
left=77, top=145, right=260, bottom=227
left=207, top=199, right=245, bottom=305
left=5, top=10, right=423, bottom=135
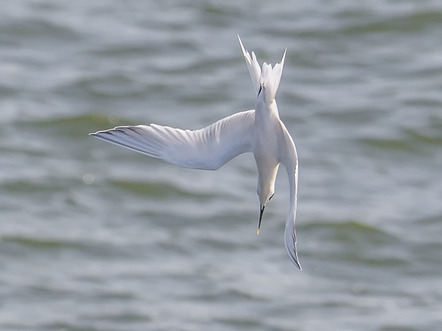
left=278, top=121, right=302, bottom=270
left=90, top=110, right=255, bottom=170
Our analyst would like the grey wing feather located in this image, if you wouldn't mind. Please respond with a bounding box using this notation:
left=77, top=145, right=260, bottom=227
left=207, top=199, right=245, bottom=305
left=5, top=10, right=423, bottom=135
left=278, top=121, right=302, bottom=270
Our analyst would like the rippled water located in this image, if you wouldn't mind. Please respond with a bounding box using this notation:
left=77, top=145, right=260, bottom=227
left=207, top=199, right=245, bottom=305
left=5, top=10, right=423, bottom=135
left=1, top=1, right=442, bottom=330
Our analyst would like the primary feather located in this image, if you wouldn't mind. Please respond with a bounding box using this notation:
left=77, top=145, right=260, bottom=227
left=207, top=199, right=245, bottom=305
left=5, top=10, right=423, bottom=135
left=90, top=110, right=255, bottom=170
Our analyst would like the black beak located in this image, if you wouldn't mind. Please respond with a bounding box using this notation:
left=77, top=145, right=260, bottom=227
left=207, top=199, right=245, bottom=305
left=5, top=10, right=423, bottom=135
left=257, top=205, right=265, bottom=234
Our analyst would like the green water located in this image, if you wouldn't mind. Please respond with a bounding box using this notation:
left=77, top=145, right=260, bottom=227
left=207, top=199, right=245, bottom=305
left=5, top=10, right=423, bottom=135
left=1, top=1, right=441, bottom=330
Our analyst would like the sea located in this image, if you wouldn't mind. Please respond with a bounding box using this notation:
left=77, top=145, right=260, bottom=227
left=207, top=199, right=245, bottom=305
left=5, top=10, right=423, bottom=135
left=1, top=1, right=441, bottom=330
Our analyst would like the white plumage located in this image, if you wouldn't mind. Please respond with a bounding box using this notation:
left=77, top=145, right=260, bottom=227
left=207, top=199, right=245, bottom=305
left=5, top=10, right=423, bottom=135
left=91, top=110, right=255, bottom=170
left=90, top=36, right=301, bottom=269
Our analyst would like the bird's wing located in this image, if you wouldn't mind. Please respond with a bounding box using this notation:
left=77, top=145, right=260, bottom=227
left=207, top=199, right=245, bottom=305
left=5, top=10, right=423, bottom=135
left=90, top=110, right=255, bottom=170
left=278, top=121, right=302, bottom=269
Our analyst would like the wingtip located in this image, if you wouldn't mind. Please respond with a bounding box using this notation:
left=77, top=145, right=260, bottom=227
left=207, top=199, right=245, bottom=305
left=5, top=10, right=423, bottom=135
left=289, top=244, right=302, bottom=270
left=294, top=256, right=302, bottom=271
left=290, top=251, right=302, bottom=270
left=89, top=130, right=106, bottom=137
left=285, top=223, right=302, bottom=270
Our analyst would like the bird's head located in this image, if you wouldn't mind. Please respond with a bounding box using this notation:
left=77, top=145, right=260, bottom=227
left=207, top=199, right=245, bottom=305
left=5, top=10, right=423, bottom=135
left=256, top=189, right=275, bottom=235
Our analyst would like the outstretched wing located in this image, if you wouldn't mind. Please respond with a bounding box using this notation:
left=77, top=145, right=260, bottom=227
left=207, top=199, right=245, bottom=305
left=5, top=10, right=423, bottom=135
left=90, top=110, right=255, bottom=170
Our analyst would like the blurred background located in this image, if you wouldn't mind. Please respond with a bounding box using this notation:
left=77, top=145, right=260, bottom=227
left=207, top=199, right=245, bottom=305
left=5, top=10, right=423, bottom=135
left=1, top=0, right=441, bottom=330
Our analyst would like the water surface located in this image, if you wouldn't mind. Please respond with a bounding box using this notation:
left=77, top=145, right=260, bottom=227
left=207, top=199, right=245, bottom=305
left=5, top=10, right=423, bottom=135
left=1, top=1, right=441, bottom=330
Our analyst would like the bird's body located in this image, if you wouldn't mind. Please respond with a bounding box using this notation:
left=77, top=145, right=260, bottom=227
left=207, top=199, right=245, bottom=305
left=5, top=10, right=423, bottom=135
left=90, top=36, right=301, bottom=269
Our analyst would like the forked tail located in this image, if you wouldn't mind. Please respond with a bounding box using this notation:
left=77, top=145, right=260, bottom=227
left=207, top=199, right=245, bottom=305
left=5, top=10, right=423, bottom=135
left=238, top=35, right=286, bottom=102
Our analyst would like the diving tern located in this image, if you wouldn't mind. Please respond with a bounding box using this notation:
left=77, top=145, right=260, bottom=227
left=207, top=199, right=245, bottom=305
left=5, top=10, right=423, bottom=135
left=90, top=36, right=301, bottom=269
